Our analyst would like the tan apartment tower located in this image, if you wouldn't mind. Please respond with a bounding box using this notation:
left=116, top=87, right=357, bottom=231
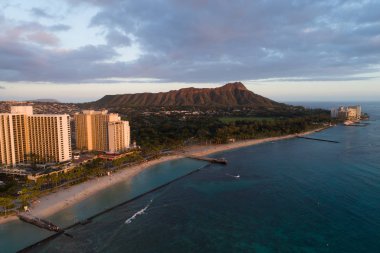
left=108, top=121, right=130, bottom=153
left=74, top=110, right=130, bottom=153
left=0, top=106, right=72, bottom=167
left=0, top=113, right=30, bottom=166
left=28, top=115, right=72, bottom=164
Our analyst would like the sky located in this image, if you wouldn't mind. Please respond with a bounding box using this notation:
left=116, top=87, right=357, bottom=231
left=0, top=0, right=379, bottom=102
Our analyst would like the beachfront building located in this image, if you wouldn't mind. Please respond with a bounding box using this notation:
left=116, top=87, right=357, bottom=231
left=74, top=110, right=130, bottom=153
left=0, top=106, right=72, bottom=167
left=108, top=121, right=130, bottom=153
left=331, top=105, right=362, bottom=120
left=348, top=105, right=361, bottom=119
left=0, top=113, right=29, bottom=166
left=28, top=114, right=72, bottom=164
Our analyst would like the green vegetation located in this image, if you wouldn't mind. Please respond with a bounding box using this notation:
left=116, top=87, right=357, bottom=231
left=32, top=153, right=143, bottom=192
left=0, top=197, right=14, bottom=215
left=0, top=152, right=145, bottom=216
left=122, top=106, right=335, bottom=153
left=219, top=117, right=276, bottom=123
left=0, top=176, right=24, bottom=215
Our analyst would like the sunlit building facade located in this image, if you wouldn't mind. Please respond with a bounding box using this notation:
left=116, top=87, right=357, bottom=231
left=108, top=121, right=130, bottom=153
left=331, top=105, right=362, bottom=120
left=74, top=110, right=130, bottom=153
left=0, top=106, right=72, bottom=167
left=0, top=113, right=29, bottom=166
left=28, top=115, right=72, bottom=164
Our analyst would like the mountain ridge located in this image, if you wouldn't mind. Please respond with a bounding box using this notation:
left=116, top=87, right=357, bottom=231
left=91, top=82, right=286, bottom=108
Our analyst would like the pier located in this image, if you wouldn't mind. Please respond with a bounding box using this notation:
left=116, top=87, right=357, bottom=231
left=296, top=136, right=340, bottom=143
left=17, top=213, right=63, bottom=233
left=186, top=155, right=227, bottom=164
left=344, top=122, right=370, bottom=127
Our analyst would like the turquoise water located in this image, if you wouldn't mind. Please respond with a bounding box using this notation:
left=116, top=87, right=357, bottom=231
left=1, top=103, right=380, bottom=252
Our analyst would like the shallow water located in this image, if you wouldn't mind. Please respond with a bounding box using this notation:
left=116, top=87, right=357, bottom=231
left=1, top=103, right=380, bottom=253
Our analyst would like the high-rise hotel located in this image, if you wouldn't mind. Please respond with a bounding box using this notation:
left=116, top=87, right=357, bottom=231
left=0, top=106, right=72, bottom=166
left=74, top=110, right=130, bottom=153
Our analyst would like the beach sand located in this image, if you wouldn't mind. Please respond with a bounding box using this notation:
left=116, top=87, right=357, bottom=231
left=0, top=127, right=325, bottom=224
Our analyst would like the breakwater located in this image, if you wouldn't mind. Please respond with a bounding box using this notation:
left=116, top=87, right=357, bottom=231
left=296, top=136, right=340, bottom=143
left=186, top=155, right=227, bottom=164
left=18, top=213, right=62, bottom=233
left=345, top=122, right=370, bottom=127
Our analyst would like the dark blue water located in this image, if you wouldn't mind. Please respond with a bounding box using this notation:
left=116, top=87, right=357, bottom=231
left=2, top=103, right=380, bottom=253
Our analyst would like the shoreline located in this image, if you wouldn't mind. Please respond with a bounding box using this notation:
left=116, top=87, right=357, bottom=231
left=0, top=127, right=326, bottom=225
left=183, top=128, right=324, bottom=157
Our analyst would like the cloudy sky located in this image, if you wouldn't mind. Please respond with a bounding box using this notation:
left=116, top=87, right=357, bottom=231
left=0, top=0, right=379, bottom=102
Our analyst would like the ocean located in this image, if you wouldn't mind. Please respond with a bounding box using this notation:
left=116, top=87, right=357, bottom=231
left=1, top=102, right=379, bottom=253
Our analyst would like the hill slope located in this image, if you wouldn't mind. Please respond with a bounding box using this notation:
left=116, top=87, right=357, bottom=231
left=92, top=82, right=286, bottom=108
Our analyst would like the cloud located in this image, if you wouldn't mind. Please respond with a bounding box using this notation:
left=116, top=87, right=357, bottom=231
left=105, top=29, right=131, bottom=47
left=0, top=38, right=121, bottom=82
left=49, top=24, right=71, bottom=31
left=31, top=8, right=54, bottom=19
left=1, top=0, right=380, bottom=84
left=0, top=86, right=5, bottom=89
left=0, top=19, right=61, bottom=46
left=251, top=76, right=378, bottom=83
left=27, top=31, right=59, bottom=46
left=86, top=0, right=380, bottom=82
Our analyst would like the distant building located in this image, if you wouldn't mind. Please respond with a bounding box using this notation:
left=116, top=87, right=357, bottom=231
left=348, top=105, right=361, bottom=119
left=330, top=108, right=338, bottom=118
left=0, top=106, right=72, bottom=167
left=10, top=106, right=34, bottom=115
left=331, top=105, right=361, bottom=120
left=74, top=110, right=130, bottom=153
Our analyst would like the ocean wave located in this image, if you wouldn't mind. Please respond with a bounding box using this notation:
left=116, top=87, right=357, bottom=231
left=125, top=199, right=153, bottom=224
left=226, top=173, right=240, bottom=179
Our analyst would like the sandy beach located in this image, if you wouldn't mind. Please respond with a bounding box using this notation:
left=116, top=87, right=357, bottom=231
left=184, top=128, right=322, bottom=157
left=0, top=127, right=326, bottom=225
